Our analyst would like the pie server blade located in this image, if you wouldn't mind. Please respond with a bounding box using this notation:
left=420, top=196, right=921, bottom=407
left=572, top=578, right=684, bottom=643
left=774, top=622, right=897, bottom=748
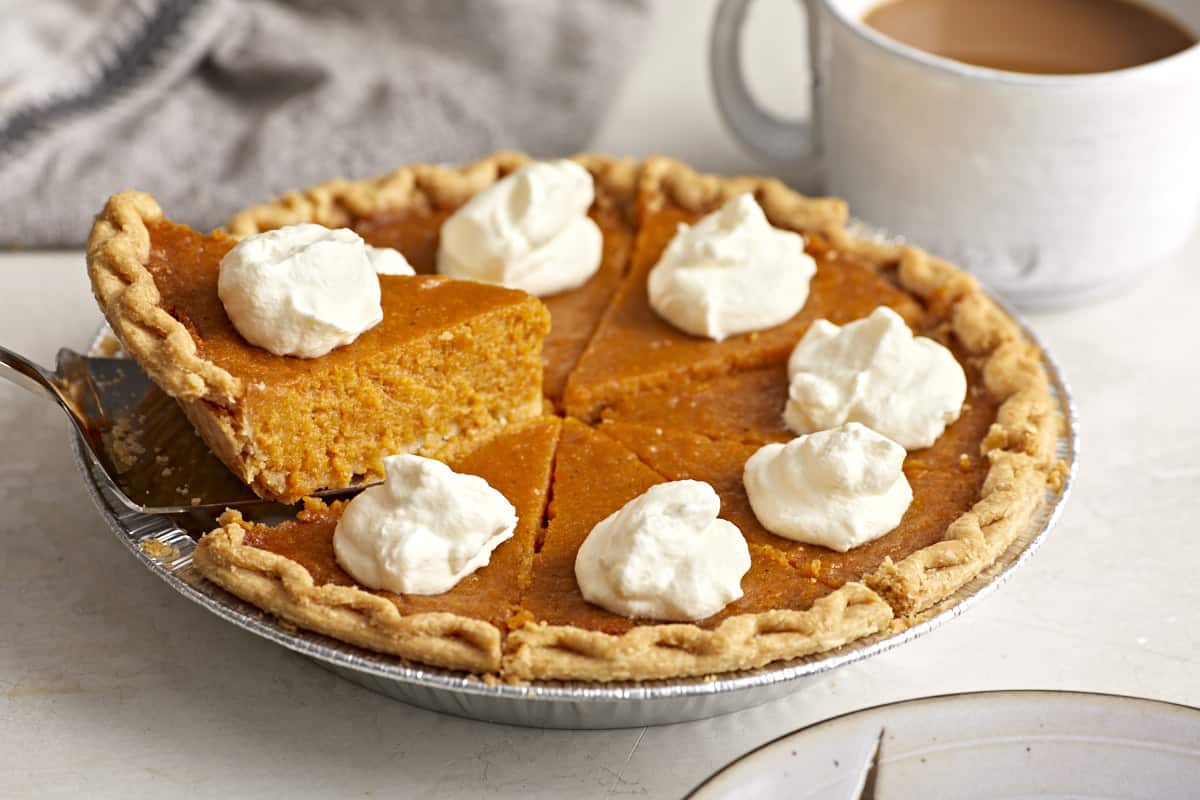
left=1, top=344, right=365, bottom=515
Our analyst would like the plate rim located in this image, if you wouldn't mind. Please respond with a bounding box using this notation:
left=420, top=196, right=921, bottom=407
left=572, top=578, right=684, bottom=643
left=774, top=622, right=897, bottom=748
left=685, top=689, right=1200, bottom=798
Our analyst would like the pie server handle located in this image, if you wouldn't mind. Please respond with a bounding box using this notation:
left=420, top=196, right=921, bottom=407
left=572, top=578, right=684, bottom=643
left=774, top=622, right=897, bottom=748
left=0, top=344, right=192, bottom=514
left=0, top=344, right=93, bottom=435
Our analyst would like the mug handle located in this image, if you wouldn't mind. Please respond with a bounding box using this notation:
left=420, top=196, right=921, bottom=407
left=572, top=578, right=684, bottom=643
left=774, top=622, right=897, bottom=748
left=710, top=0, right=821, bottom=171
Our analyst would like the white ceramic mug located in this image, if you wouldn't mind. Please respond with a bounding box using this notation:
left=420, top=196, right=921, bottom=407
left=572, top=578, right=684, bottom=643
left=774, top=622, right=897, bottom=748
left=711, top=0, right=1200, bottom=309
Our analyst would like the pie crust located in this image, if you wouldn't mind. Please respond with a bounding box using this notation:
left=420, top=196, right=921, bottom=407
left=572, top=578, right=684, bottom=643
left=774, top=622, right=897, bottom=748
left=115, top=153, right=1059, bottom=681
left=226, top=151, right=639, bottom=239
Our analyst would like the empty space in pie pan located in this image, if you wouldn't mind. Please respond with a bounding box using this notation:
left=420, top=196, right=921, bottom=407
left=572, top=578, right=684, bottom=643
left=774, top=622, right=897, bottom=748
left=76, top=296, right=1079, bottom=729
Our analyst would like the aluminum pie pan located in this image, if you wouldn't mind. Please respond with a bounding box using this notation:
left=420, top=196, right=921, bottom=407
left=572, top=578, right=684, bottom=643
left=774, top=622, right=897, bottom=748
left=75, top=303, right=1077, bottom=729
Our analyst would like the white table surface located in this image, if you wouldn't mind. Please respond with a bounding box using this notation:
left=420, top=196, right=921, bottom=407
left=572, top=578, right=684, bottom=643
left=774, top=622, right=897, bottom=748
left=3, top=1, right=1199, bottom=797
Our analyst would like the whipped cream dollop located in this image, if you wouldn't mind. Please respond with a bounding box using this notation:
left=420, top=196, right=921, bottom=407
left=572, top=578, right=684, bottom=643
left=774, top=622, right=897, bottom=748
left=646, top=193, right=816, bottom=341
left=785, top=306, right=967, bottom=449
left=575, top=480, right=751, bottom=621
left=437, top=159, right=602, bottom=296
left=743, top=423, right=912, bottom=552
left=367, top=245, right=415, bottom=276
left=332, top=455, right=517, bottom=595
left=218, top=223, right=386, bottom=358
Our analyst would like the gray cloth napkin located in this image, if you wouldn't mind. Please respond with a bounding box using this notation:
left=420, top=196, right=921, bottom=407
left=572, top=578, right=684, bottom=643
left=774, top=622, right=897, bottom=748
left=0, top=0, right=648, bottom=247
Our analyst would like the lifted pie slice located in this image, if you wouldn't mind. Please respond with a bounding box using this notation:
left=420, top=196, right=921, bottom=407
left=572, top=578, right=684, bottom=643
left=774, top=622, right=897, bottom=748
left=87, top=191, right=549, bottom=502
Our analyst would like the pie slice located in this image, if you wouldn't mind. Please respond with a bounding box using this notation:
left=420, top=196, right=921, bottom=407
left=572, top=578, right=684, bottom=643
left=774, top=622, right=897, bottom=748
left=562, top=159, right=925, bottom=420
left=504, top=418, right=892, bottom=681
left=87, top=191, right=549, bottom=502
left=193, top=416, right=561, bottom=673
left=226, top=152, right=640, bottom=405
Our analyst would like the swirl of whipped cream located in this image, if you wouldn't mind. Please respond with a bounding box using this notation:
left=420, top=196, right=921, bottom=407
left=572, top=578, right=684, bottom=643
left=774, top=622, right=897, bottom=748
left=437, top=159, right=602, bottom=296
left=574, top=480, right=751, bottom=621
left=646, top=193, right=816, bottom=341
left=785, top=306, right=967, bottom=449
left=743, top=423, right=912, bottom=552
left=332, top=454, right=517, bottom=595
left=218, top=223, right=387, bottom=358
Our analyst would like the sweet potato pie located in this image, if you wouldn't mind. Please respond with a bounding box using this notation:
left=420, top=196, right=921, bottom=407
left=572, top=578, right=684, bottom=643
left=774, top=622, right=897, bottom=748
left=86, top=153, right=1061, bottom=681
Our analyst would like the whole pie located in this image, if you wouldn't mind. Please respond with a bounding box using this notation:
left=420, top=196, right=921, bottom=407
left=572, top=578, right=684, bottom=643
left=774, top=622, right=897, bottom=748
left=88, top=152, right=1061, bottom=682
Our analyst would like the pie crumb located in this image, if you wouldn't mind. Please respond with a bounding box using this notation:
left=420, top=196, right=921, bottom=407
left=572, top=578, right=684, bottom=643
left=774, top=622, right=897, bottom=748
left=90, top=333, right=123, bottom=357
left=110, top=415, right=146, bottom=472
left=1048, top=458, right=1069, bottom=493
left=139, top=539, right=178, bottom=560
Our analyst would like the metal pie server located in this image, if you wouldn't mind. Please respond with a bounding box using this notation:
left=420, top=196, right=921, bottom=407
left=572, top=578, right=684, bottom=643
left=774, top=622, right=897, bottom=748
left=1, top=343, right=275, bottom=514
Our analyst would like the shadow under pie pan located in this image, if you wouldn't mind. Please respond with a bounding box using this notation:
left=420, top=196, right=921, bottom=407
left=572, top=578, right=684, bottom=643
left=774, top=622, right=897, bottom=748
left=76, top=302, right=1078, bottom=729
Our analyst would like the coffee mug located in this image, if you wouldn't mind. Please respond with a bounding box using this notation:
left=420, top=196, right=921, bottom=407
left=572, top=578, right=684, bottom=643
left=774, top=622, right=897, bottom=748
left=710, top=0, right=1200, bottom=309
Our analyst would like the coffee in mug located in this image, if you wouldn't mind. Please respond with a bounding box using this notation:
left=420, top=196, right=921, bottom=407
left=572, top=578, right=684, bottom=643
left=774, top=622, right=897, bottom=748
left=863, top=0, right=1196, bottom=75
left=710, top=0, right=1200, bottom=308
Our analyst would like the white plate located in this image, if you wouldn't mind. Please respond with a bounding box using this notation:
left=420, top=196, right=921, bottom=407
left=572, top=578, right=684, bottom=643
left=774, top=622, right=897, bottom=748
left=689, top=691, right=1200, bottom=799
